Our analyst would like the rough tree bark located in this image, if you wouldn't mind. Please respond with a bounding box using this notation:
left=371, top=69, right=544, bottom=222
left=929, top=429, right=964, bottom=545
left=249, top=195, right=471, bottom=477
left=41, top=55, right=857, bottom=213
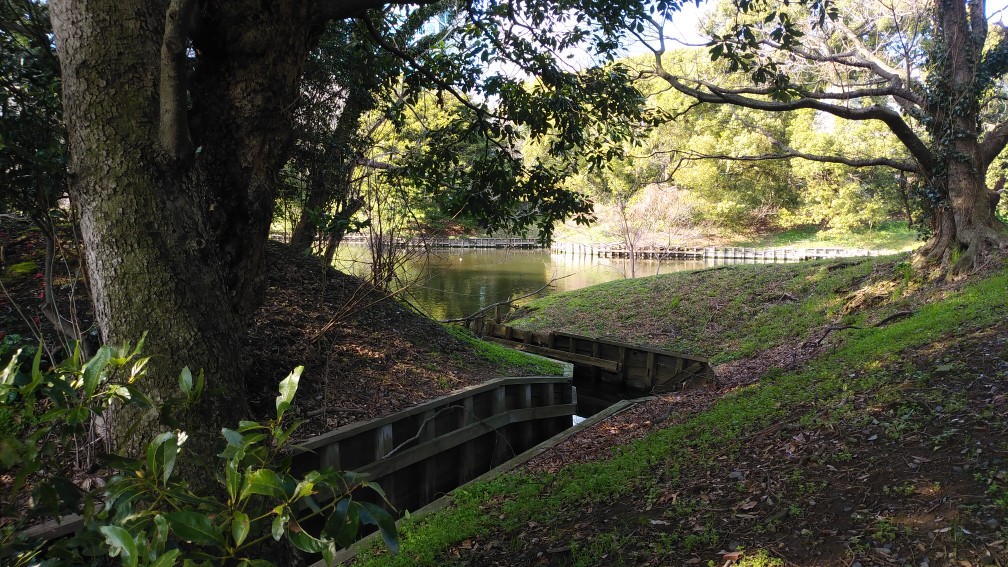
left=915, top=0, right=1008, bottom=272
left=49, top=0, right=316, bottom=462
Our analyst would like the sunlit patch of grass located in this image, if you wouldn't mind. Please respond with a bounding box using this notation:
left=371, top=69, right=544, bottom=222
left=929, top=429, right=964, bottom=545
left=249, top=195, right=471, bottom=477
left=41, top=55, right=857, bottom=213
left=512, top=255, right=900, bottom=364
left=441, top=324, right=564, bottom=376
left=733, top=221, right=921, bottom=252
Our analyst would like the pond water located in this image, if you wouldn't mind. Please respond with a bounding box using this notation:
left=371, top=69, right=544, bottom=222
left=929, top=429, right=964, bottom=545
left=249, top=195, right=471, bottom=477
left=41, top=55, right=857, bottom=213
left=334, top=246, right=784, bottom=321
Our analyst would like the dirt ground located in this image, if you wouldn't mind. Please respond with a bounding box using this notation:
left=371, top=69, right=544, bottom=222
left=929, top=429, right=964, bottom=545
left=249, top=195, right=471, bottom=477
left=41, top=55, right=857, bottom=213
left=0, top=218, right=523, bottom=445
left=444, top=323, right=1008, bottom=566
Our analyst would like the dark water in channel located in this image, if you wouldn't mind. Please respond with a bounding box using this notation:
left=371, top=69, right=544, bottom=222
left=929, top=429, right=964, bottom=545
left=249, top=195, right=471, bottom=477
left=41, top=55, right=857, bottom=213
left=334, top=246, right=781, bottom=321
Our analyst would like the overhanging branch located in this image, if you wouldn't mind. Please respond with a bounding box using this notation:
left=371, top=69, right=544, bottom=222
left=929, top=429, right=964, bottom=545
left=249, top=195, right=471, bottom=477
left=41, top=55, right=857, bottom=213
left=651, top=66, right=936, bottom=176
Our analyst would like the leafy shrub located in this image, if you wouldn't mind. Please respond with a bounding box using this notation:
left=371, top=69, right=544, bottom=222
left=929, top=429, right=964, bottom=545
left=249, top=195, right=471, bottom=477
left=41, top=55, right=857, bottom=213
left=0, top=341, right=396, bottom=566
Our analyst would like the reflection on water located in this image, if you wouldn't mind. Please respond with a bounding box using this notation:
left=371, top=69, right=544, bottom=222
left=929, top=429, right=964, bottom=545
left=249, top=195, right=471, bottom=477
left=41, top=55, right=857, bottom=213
left=333, top=246, right=780, bottom=321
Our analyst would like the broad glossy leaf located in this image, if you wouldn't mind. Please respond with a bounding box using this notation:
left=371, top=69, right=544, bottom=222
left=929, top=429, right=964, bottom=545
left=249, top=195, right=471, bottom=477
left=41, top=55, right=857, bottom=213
left=145, top=432, right=179, bottom=484
left=154, top=514, right=169, bottom=547
left=82, top=346, right=112, bottom=397
left=178, top=367, right=193, bottom=395
left=221, top=428, right=242, bottom=447
left=271, top=510, right=288, bottom=541
left=165, top=511, right=225, bottom=546
left=288, top=522, right=326, bottom=553
left=149, top=549, right=181, bottom=567
left=231, top=510, right=250, bottom=547
left=240, top=468, right=286, bottom=500
left=359, top=501, right=399, bottom=554
left=226, top=460, right=241, bottom=502
left=100, top=525, right=138, bottom=567
left=275, top=366, right=303, bottom=419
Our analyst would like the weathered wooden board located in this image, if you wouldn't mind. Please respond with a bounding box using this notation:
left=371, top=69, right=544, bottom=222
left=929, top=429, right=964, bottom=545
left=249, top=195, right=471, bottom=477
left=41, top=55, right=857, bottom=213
left=472, top=320, right=713, bottom=396
left=292, top=376, right=575, bottom=515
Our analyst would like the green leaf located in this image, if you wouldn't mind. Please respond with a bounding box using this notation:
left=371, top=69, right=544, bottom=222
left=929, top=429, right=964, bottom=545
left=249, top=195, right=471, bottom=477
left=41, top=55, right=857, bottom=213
left=322, top=541, right=339, bottom=566
left=222, top=428, right=243, bottom=447
left=100, top=525, right=138, bottom=567
left=271, top=510, right=289, bottom=541
left=288, top=522, right=326, bottom=553
left=31, top=341, right=42, bottom=384
left=324, top=499, right=359, bottom=549
left=165, top=511, right=226, bottom=546
left=149, top=549, right=181, bottom=567
left=275, top=366, right=303, bottom=420
left=359, top=501, right=398, bottom=554
left=240, top=468, right=286, bottom=500
left=231, top=510, right=250, bottom=547
left=82, top=346, right=112, bottom=397
left=226, top=460, right=241, bottom=502
left=154, top=514, right=170, bottom=548
left=145, top=432, right=179, bottom=484
left=178, top=367, right=193, bottom=395
left=122, top=384, right=154, bottom=408
left=99, top=452, right=142, bottom=473
left=1, top=348, right=23, bottom=386
left=237, top=560, right=276, bottom=567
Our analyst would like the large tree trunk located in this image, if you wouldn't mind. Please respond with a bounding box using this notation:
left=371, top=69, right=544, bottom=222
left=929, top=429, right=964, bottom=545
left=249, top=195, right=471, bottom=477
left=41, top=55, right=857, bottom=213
left=918, top=163, right=1008, bottom=274
left=50, top=0, right=313, bottom=468
left=915, top=0, right=1008, bottom=275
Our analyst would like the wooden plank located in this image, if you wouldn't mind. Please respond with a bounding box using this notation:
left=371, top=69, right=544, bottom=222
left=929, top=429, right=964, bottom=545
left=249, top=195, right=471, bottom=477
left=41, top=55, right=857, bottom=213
left=485, top=337, right=621, bottom=373
left=421, top=409, right=437, bottom=504
left=491, top=385, right=510, bottom=465
left=520, top=383, right=533, bottom=450
left=553, top=331, right=709, bottom=364
left=652, top=362, right=706, bottom=393
left=297, top=376, right=571, bottom=453
left=317, top=398, right=644, bottom=567
left=350, top=404, right=576, bottom=480
left=460, top=398, right=476, bottom=482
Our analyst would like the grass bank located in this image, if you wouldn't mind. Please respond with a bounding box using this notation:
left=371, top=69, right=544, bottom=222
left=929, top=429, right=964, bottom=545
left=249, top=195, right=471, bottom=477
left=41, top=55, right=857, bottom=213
left=510, top=254, right=917, bottom=363
left=731, top=221, right=921, bottom=251
left=350, top=258, right=1008, bottom=566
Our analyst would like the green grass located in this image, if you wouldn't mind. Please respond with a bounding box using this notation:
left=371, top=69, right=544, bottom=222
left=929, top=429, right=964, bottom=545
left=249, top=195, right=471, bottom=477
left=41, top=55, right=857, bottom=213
left=351, top=263, right=1008, bottom=566
left=732, top=221, right=921, bottom=251
left=511, top=255, right=912, bottom=363
left=442, top=324, right=564, bottom=376
left=4, top=260, right=38, bottom=280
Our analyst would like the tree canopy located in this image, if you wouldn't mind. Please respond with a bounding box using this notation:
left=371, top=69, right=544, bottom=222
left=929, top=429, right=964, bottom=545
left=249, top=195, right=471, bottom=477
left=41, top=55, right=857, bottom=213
left=636, top=0, right=1008, bottom=273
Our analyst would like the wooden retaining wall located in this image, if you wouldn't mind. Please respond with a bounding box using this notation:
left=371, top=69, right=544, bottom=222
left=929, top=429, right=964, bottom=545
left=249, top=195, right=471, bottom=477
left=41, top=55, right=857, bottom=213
left=550, top=242, right=890, bottom=261
left=291, top=375, right=575, bottom=515
left=18, top=376, right=575, bottom=553
left=341, top=235, right=542, bottom=250
left=470, top=320, right=713, bottom=400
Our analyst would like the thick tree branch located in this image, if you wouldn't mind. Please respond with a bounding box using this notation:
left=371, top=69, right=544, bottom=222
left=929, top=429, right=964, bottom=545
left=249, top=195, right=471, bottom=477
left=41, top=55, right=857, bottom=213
left=648, top=53, right=937, bottom=176
left=980, top=119, right=1008, bottom=167
left=641, top=147, right=917, bottom=172
left=159, top=0, right=198, bottom=160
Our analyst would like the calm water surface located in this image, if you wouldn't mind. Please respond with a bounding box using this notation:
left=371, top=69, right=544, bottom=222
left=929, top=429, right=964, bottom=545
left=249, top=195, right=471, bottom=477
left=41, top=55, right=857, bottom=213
left=334, top=246, right=773, bottom=320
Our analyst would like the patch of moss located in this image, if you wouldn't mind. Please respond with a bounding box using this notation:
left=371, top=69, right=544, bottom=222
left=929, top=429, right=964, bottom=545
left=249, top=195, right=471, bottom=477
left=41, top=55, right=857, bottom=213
left=5, top=260, right=37, bottom=280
